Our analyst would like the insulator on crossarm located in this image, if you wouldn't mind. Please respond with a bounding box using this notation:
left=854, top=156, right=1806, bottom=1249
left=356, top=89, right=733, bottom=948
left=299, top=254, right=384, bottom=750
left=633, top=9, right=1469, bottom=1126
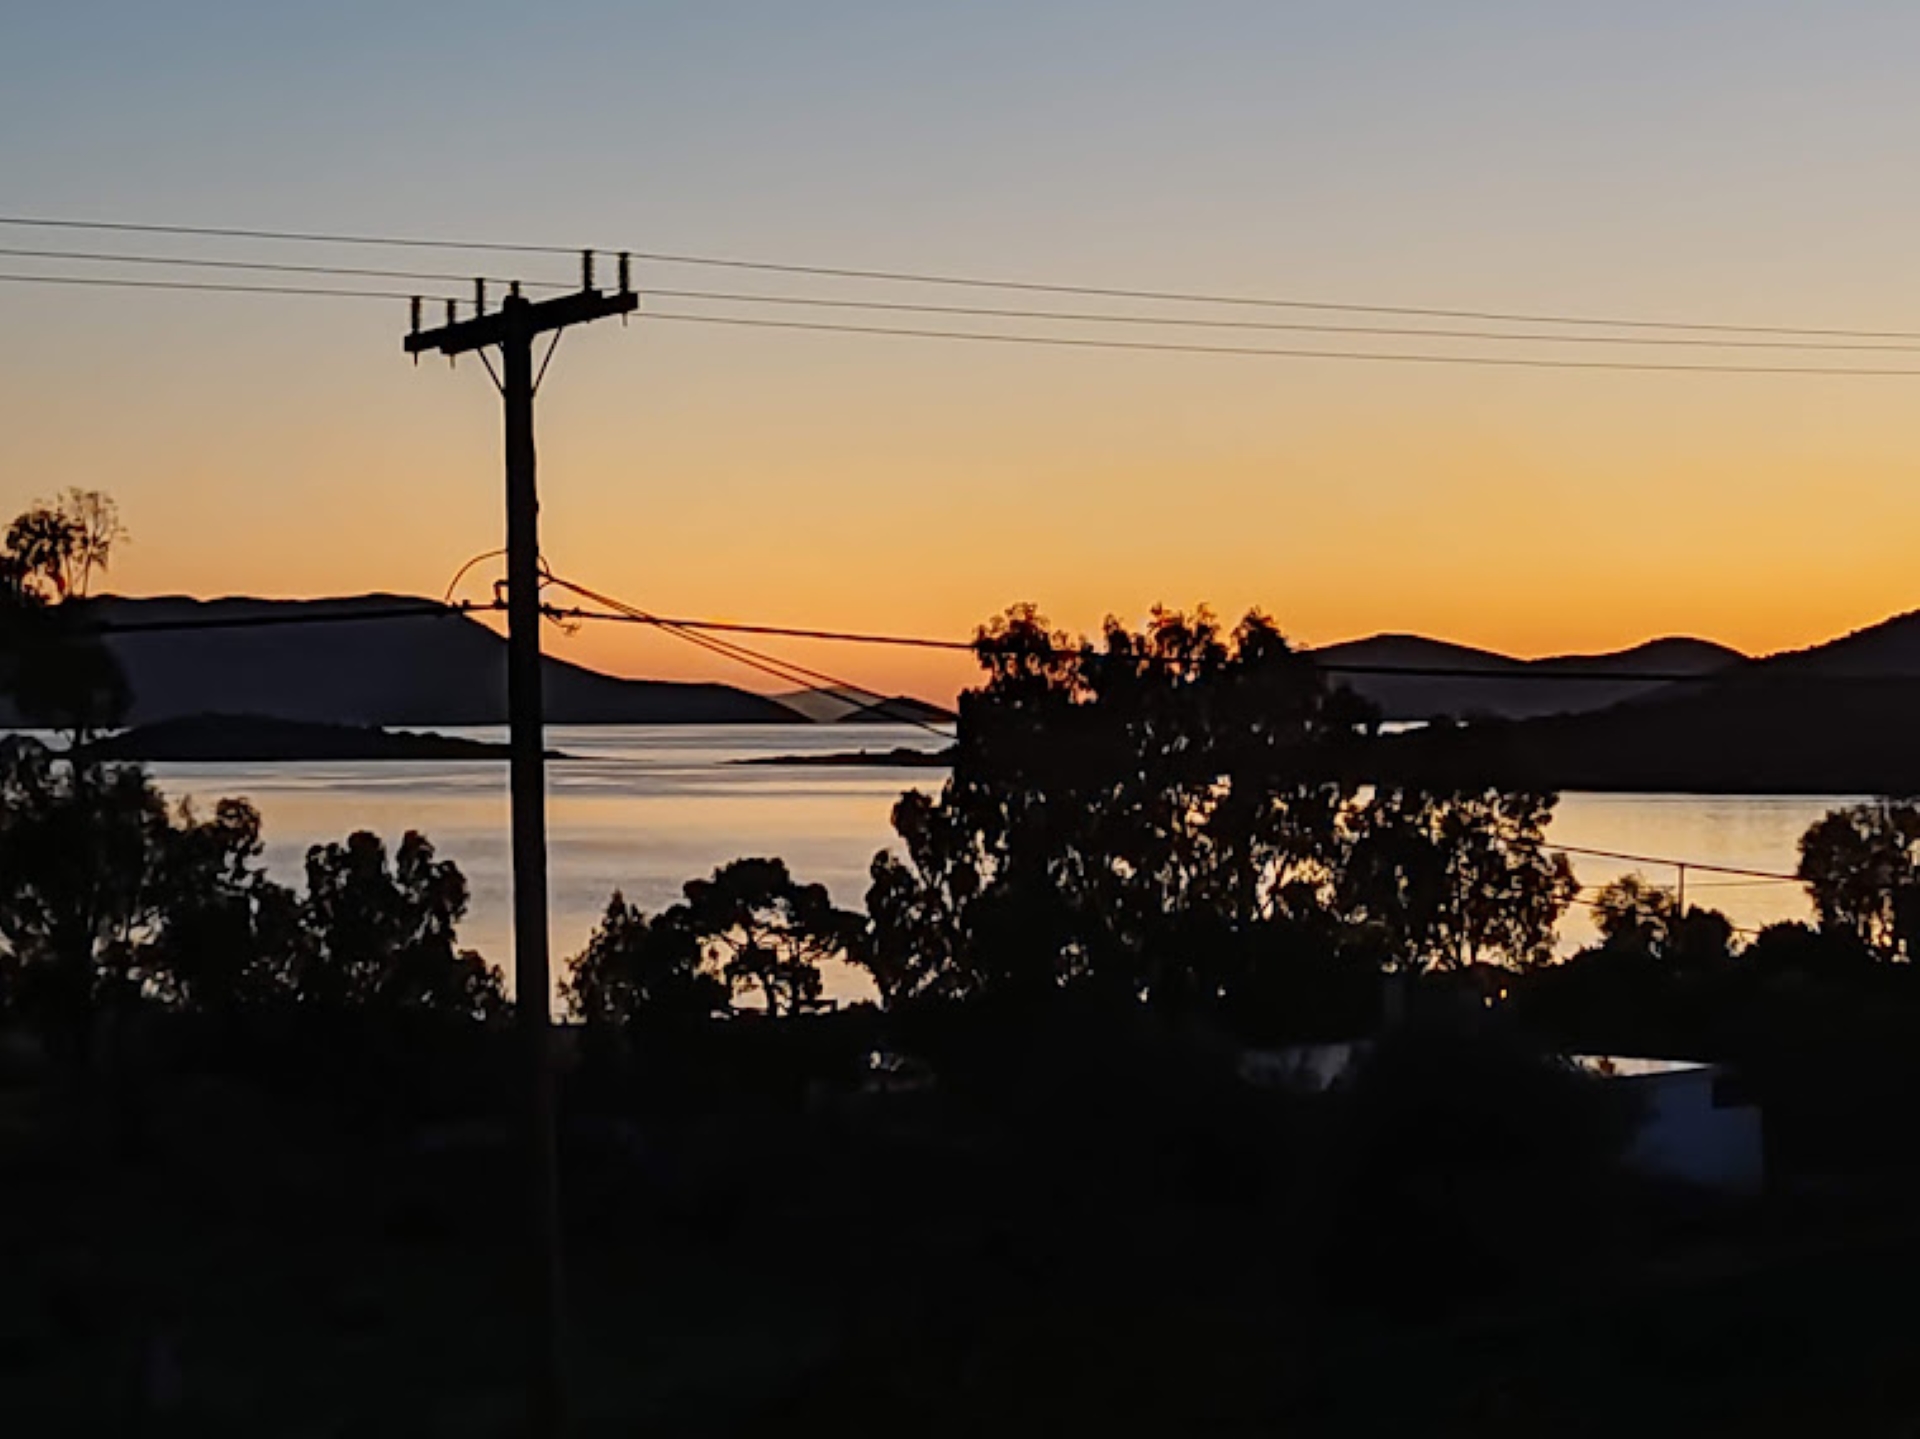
left=446, top=298, right=457, bottom=366
left=410, top=296, right=421, bottom=364
left=475, top=278, right=487, bottom=315
left=582, top=249, right=595, bottom=291
left=618, top=252, right=631, bottom=295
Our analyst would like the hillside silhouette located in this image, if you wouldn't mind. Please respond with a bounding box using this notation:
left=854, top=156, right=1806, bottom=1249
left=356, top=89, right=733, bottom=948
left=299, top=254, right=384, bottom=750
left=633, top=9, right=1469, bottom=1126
left=30, top=591, right=1920, bottom=758
left=0, top=595, right=805, bottom=728
left=839, top=694, right=957, bottom=724
left=772, top=685, right=957, bottom=724
left=80, top=713, right=555, bottom=761
left=1378, top=610, right=1920, bottom=793
left=1314, top=633, right=1744, bottom=721
left=1758, top=609, right=1920, bottom=678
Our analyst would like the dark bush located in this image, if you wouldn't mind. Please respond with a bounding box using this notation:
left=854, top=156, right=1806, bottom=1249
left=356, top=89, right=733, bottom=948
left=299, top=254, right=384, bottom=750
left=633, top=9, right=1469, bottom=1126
left=1309, top=1022, right=1638, bottom=1308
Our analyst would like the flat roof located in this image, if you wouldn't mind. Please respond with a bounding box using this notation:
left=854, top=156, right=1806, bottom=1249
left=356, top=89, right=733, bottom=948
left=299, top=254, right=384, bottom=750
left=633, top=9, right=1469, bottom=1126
left=1573, top=1055, right=1710, bottom=1079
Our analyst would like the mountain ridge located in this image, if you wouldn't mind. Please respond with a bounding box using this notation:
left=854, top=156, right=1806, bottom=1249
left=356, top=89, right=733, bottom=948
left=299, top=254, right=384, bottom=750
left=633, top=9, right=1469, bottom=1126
left=0, top=593, right=805, bottom=728
left=21, top=593, right=1920, bottom=740
left=1373, top=609, right=1920, bottom=793
left=1308, top=633, right=1747, bottom=721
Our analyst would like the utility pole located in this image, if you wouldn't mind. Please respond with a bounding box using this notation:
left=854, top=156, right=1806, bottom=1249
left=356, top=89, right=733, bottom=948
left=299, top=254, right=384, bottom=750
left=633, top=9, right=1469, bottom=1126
left=405, top=256, right=637, bottom=1436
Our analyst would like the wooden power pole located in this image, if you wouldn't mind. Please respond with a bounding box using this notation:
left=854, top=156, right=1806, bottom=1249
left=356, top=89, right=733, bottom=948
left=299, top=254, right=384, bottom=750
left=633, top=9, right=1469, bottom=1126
left=406, top=257, right=637, bottom=1435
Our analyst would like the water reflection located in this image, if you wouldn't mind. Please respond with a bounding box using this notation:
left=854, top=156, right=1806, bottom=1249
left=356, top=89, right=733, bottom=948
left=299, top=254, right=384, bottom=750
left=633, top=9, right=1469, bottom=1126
left=147, top=727, right=1839, bottom=1007
left=1551, top=792, right=1835, bottom=948
left=154, top=725, right=938, bottom=1008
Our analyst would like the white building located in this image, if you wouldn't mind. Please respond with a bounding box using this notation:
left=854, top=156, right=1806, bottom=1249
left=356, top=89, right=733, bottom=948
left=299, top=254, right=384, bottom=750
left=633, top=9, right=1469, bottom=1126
left=1240, top=1043, right=1765, bottom=1196
left=1573, top=1055, right=1764, bottom=1197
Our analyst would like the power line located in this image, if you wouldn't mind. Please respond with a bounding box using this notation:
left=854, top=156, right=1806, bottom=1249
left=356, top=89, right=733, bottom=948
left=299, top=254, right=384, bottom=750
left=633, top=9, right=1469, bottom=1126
left=0, top=271, right=460, bottom=303
left=0, top=244, right=570, bottom=293
left=538, top=607, right=1920, bottom=689
left=444, top=549, right=510, bottom=605
left=0, top=213, right=577, bottom=258
left=12, top=241, right=1920, bottom=355
left=1544, top=841, right=1799, bottom=883
left=639, top=288, right=1920, bottom=355
left=20, top=265, right=1916, bottom=371
left=6, top=213, right=1920, bottom=340
left=625, top=255, right=1920, bottom=341
left=543, top=607, right=974, bottom=653
left=645, top=311, right=1920, bottom=376
left=548, top=585, right=957, bottom=740
left=6, top=225, right=1920, bottom=370
left=55, top=601, right=499, bottom=636
left=541, top=577, right=956, bottom=739
left=38, top=595, right=1812, bottom=688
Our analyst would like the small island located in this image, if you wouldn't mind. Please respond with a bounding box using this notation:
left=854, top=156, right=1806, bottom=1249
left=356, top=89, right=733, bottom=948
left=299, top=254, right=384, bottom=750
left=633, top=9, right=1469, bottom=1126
left=732, top=746, right=955, bottom=769
left=79, top=713, right=567, bottom=763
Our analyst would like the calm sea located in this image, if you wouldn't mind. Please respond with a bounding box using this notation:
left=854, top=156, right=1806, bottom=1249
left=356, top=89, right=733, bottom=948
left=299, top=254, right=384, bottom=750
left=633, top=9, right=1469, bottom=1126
left=136, top=724, right=1853, bottom=1009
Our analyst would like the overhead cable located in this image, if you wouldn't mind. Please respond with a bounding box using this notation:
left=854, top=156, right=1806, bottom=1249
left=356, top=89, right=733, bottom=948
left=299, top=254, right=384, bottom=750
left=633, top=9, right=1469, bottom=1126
left=5, top=212, right=1919, bottom=340
left=644, top=311, right=1920, bottom=376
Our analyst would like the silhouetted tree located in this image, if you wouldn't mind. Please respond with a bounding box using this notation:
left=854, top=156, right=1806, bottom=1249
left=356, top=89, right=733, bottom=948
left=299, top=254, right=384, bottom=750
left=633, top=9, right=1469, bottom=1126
left=1336, top=786, right=1575, bottom=972
left=6, top=489, right=125, bottom=601
left=1590, top=873, right=1677, bottom=953
left=864, top=605, right=1374, bottom=1007
left=0, top=491, right=129, bottom=740
left=865, top=788, right=1001, bottom=1006
left=562, top=891, right=728, bottom=1028
left=4, top=507, right=81, bottom=603
left=0, top=737, right=168, bottom=1051
left=1796, top=802, right=1920, bottom=959
left=1743, top=919, right=1875, bottom=981
left=677, top=857, right=859, bottom=1016
left=1665, top=905, right=1738, bottom=975
left=862, top=604, right=1573, bottom=1013
left=144, top=797, right=302, bottom=1018
left=296, top=831, right=506, bottom=1021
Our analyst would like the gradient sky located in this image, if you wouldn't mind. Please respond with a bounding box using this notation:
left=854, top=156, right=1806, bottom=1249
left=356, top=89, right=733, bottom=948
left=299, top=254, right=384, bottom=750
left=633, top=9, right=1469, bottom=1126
left=6, top=1, right=1920, bottom=701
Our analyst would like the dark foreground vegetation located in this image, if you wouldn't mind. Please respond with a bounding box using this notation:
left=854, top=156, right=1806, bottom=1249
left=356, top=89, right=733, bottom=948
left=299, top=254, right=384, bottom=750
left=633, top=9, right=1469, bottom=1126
left=11, top=496, right=1920, bottom=1432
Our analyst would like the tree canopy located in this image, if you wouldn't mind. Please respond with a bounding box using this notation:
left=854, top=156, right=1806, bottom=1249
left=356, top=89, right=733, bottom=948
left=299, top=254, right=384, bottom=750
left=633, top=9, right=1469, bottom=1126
left=0, top=489, right=130, bottom=737
left=1797, top=802, right=1920, bottom=960
left=860, top=604, right=1576, bottom=1018
left=562, top=891, right=728, bottom=1028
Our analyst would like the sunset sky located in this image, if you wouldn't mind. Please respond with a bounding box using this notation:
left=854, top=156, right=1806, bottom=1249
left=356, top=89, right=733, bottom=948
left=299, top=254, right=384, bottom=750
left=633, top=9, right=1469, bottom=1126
left=6, top=2, right=1920, bottom=702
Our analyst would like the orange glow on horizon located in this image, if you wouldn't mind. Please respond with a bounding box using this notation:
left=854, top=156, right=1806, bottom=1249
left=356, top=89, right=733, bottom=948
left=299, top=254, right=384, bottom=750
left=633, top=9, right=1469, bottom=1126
left=18, top=282, right=1920, bottom=708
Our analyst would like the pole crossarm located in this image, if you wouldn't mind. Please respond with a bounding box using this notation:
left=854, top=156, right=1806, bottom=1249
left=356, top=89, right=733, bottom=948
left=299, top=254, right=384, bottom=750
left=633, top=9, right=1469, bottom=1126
left=404, top=286, right=638, bottom=356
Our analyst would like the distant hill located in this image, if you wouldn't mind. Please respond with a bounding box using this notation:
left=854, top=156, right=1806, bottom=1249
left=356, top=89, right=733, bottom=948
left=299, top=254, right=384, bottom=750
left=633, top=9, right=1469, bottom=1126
left=81, top=713, right=551, bottom=762
left=771, top=686, right=872, bottom=723
left=1310, top=634, right=1746, bottom=722
left=771, top=686, right=957, bottom=725
left=1750, top=609, right=1920, bottom=678
left=1373, top=611, right=1920, bottom=793
left=840, top=695, right=957, bottom=725
left=0, top=595, right=807, bottom=728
